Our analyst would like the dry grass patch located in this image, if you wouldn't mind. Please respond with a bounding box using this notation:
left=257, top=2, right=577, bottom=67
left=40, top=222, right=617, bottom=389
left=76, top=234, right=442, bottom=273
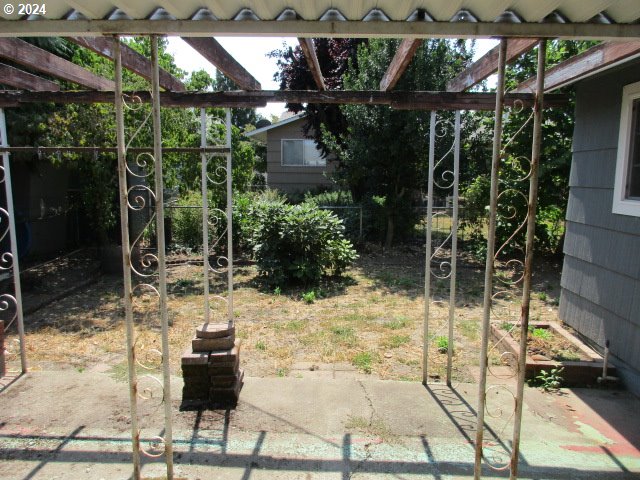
left=5, top=249, right=562, bottom=384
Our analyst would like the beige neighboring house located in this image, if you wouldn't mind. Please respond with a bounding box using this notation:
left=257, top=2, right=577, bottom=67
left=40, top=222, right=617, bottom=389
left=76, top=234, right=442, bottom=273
left=246, top=113, right=336, bottom=194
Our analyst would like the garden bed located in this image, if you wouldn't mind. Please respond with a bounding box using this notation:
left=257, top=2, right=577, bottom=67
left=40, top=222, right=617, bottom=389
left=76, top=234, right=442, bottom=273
left=490, top=321, right=610, bottom=386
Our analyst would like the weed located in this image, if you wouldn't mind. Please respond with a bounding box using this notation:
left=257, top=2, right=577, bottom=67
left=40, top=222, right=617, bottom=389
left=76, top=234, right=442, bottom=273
left=273, top=286, right=281, bottom=296
left=382, top=335, right=410, bottom=349
left=76, top=367, right=85, bottom=373
left=276, top=368, right=288, bottom=377
left=552, top=350, right=581, bottom=361
left=384, top=316, right=409, bottom=330
left=459, top=320, right=479, bottom=340
left=530, top=327, right=552, bottom=341
left=352, top=351, right=374, bottom=374
left=436, top=336, right=450, bottom=353
left=255, top=340, right=267, bottom=351
left=500, top=321, right=516, bottom=331
left=534, top=367, right=564, bottom=391
left=537, top=292, right=548, bottom=302
left=331, top=325, right=355, bottom=339
left=302, top=291, right=316, bottom=304
left=285, top=320, right=305, bottom=332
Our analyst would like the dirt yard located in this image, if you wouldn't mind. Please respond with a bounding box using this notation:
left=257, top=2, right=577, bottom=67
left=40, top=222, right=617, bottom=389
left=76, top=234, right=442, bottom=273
left=3, top=247, right=563, bottom=383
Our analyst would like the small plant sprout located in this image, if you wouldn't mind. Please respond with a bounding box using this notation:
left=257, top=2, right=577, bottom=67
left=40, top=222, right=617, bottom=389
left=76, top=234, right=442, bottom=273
left=273, top=286, right=281, bottom=296
left=302, top=291, right=316, bottom=304
left=530, top=327, right=553, bottom=341
left=255, top=340, right=267, bottom=351
left=436, top=336, right=450, bottom=354
left=535, top=367, right=564, bottom=391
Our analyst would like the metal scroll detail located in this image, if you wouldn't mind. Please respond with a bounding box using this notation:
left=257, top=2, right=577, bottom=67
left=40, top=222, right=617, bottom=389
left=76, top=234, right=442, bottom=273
left=200, top=108, right=234, bottom=328
left=424, top=110, right=460, bottom=387
left=114, top=36, right=173, bottom=480
left=0, top=107, right=27, bottom=378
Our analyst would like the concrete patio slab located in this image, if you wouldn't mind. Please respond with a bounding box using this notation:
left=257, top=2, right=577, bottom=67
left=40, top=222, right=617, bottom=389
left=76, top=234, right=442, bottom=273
left=0, top=371, right=638, bottom=479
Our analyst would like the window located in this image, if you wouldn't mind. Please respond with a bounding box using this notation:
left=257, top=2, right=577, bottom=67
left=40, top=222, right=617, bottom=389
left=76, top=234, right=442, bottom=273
left=613, top=80, right=640, bottom=216
left=281, top=139, right=326, bottom=167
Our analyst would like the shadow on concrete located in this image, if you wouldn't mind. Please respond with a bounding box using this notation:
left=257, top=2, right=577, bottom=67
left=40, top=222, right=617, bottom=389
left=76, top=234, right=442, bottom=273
left=1, top=429, right=639, bottom=480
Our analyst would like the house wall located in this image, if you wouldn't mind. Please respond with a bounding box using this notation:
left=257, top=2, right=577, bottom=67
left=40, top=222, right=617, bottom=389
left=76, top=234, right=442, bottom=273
left=266, top=118, right=336, bottom=194
left=561, top=59, right=640, bottom=395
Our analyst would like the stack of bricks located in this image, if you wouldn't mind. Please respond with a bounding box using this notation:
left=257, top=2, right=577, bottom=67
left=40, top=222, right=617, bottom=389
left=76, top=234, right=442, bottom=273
left=180, top=322, right=243, bottom=410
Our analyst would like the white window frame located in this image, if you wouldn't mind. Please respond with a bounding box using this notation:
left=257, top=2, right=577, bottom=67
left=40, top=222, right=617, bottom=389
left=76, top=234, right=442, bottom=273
left=613, top=80, right=640, bottom=216
left=280, top=139, right=326, bottom=167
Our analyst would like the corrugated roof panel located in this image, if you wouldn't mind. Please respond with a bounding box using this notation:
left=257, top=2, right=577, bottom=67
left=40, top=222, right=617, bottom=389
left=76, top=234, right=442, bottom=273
left=557, top=0, right=614, bottom=23
left=0, top=0, right=638, bottom=39
left=65, top=1, right=114, bottom=20
left=604, top=0, right=640, bottom=24
left=509, top=0, right=563, bottom=22
left=461, top=0, right=513, bottom=22
left=111, top=0, right=159, bottom=20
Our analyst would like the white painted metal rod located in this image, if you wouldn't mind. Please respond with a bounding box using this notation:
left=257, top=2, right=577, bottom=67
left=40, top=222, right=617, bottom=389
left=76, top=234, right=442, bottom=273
left=200, top=108, right=210, bottom=326
left=113, top=36, right=141, bottom=480
left=0, top=108, right=27, bottom=373
left=423, top=110, right=436, bottom=384
left=474, top=38, right=508, bottom=480
left=150, top=35, right=174, bottom=480
left=446, top=110, right=461, bottom=387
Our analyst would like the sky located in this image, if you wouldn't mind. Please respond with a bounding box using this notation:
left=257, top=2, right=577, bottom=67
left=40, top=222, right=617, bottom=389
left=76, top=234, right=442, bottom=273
left=165, top=37, right=498, bottom=120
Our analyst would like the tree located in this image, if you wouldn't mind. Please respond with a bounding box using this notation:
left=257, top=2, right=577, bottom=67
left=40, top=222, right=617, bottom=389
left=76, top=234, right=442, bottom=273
left=270, top=39, right=364, bottom=157
left=323, top=39, right=474, bottom=247
left=462, top=40, right=598, bottom=256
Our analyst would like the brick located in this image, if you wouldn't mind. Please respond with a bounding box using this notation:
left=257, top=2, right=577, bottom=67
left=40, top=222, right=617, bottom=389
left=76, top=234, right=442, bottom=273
left=208, top=358, right=239, bottom=376
left=192, top=335, right=234, bottom=353
left=196, top=322, right=235, bottom=339
left=180, top=347, right=210, bottom=366
left=181, top=364, right=210, bottom=377
left=210, top=369, right=243, bottom=388
left=210, top=370, right=244, bottom=402
left=209, top=339, right=241, bottom=364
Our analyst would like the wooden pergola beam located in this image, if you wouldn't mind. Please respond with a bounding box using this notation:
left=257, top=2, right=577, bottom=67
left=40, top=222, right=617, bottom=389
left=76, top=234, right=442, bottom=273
left=447, top=38, right=539, bottom=92
left=0, top=38, right=114, bottom=91
left=514, top=41, right=640, bottom=93
left=298, top=38, right=325, bottom=91
left=67, top=37, right=185, bottom=92
left=0, top=63, right=59, bottom=91
left=380, top=39, right=422, bottom=91
left=181, top=37, right=261, bottom=91
left=0, top=89, right=569, bottom=110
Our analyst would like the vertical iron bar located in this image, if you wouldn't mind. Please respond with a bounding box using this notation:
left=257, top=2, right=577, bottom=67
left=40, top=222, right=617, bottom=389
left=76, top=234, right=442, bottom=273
left=359, top=206, right=363, bottom=240
left=200, top=108, right=210, bottom=326
left=114, top=36, right=141, bottom=480
left=0, top=108, right=27, bottom=373
left=150, top=35, right=174, bottom=479
left=225, top=109, right=234, bottom=323
left=474, top=38, right=508, bottom=479
left=446, top=110, right=461, bottom=387
left=510, top=39, right=546, bottom=480
left=423, top=110, right=436, bottom=384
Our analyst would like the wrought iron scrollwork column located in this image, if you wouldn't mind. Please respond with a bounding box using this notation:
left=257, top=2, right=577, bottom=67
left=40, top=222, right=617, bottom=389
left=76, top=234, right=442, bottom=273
left=0, top=108, right=27, bottom=375
left=475, top=38, right=508, bottom=479
left=423, top=110, right=461, bottom=386
left=474, top=39, right=547, bottom=480
left=114, top=35, right=174, bottom=480
left=200, top=109, right=233, bottom=327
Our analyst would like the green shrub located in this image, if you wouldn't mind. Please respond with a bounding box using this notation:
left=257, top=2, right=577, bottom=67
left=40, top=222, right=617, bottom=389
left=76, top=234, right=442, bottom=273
left=170, top=190, right=206, bottom=249
left=233, top=189, right=287, bottom=251
left=252, top=202, right=358, bottom=286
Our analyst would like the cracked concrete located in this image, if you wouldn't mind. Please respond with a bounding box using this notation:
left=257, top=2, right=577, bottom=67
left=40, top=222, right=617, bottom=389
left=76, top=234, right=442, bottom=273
left=0, top=371, right=639, bottom=479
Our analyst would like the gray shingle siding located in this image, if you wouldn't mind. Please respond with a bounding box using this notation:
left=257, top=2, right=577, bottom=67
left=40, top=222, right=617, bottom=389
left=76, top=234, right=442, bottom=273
left=561, top=58, right=640, bottom=395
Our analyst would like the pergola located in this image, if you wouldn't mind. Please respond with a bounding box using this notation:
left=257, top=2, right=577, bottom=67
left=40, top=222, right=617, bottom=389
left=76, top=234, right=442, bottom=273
left=0, top=2, right=639, bottom=479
